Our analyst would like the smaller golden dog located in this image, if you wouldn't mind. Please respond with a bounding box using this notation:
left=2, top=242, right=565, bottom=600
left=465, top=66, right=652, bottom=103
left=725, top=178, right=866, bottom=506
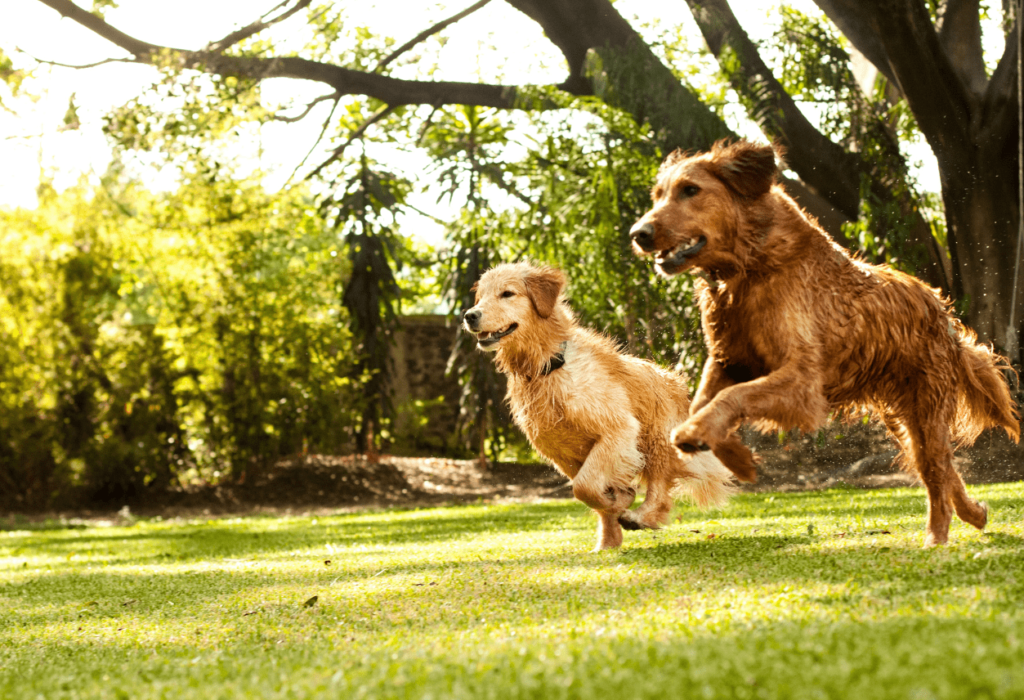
left=463, top=262, right=738, bottom=550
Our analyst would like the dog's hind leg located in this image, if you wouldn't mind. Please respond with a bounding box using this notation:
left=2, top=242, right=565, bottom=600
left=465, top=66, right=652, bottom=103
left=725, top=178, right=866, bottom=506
left=895, top=395, right=986, bottom=546
left=618, top=463, right=673, bottom=531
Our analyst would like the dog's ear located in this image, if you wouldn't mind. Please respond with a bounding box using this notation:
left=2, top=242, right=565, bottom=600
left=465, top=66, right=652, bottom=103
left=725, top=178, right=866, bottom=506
left=470, top=280, right=480, bottom=302
left=523, top=266, right=566, bottom=319
left=709, top=139, right=779, bottom=199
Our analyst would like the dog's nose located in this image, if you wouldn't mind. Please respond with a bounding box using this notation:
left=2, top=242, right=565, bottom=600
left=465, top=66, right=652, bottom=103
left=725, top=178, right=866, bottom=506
left=463, top=308, right=481, bottom=329
left=630, top=221, right=656, bottom=252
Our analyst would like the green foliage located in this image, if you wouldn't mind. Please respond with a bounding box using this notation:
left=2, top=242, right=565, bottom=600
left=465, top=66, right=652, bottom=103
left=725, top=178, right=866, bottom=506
left=428, top=93, right=707, bottom=378
left=0, top=167, right=358, bottom=507
left=513, top=95, right=705, bottom=374
left=770, top=6, right=933, bottom=275
left=104, top=70, right=267, bottom=161
left=441, top=217, right=511, bottom=460
left=323, top=155, right=412, bottom=454
left=89, top=0, right=118, bottom=19
left=3, top=484, right=1024, bottom=699
left=0, top=48, right=32, bottom=114
left=421, top=106, right=515, bottom=460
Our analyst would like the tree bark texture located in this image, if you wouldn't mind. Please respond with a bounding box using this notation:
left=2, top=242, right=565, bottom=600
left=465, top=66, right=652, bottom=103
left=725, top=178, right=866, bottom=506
left=812, top=0, right=1023, bottom=355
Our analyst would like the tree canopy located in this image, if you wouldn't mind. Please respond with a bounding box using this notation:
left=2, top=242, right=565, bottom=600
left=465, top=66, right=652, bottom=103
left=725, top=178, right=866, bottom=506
left=2, top=0, right=1022, bottom=505
left=13, top=0, right=1022, bottom=354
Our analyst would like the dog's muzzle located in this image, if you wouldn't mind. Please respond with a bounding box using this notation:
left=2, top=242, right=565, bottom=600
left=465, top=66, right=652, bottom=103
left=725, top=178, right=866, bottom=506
left=474, top=323, right=518, bottom=349
left=630, top=222, right=657, bottom=253
left=655, top=237, right=707, bottom=275
left=463, top=308, right=482, bottom=331
left=463, top=309, right=518, bottom=349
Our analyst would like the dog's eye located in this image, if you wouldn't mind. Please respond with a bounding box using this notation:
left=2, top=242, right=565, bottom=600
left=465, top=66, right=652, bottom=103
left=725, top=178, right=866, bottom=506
left=679, top=185, right=700, bottom=199
left=500, top=290, right=515, bottom=299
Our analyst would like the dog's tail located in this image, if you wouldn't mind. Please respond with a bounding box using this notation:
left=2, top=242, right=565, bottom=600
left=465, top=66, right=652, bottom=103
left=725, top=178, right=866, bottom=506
left=672, top=451, right=738, bottom=509
left=952, top=323, right=1020, bottom=446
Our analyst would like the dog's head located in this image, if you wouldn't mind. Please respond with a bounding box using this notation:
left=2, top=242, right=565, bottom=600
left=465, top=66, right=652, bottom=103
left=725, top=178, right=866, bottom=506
left=630, top=139, right=781, bottom=277
left=462, top=263, right=566, bottom=352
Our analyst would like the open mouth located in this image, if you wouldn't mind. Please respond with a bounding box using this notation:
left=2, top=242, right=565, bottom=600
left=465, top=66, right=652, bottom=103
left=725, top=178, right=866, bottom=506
left=655, top=236, right=706, bottom=274
left=476, top=323, right=518, bottom=348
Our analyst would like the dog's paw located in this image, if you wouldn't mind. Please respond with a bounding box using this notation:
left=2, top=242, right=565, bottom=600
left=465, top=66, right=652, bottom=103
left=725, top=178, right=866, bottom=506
left=671, top=420, right=711, bottom=454
left=617, top=510, right=657, bottom=531
left=618, top=515, right=644, bottom=531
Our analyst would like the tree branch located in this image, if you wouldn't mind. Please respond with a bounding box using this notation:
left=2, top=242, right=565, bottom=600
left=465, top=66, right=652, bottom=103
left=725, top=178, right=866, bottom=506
left=685, top=0, right=861, bottom=217
left=14, top=48, right=126, bottom=69
left=980, top=15, right=1020, bottom=143
left=306, top=104, right=397, bottom=181
left=811, top=0, right=898, bottom=85
left=204, top=0, right=312, bottom=54
left=936, top=0, right=987, bottom=97
left=816, top=0, right=973, bottom=166
left=376, top=0, right=493, bottom=72
left=272, top=91, right=339, bottom=123
left=34, top=0, right=525, bottom=109
left=36, top=0, right=160, bottom=57
left=285, top=93, right=342, bottom=186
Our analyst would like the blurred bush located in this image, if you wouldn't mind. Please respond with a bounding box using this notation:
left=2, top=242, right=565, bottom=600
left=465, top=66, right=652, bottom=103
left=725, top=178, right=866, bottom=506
left=0, top=167, right=360, bottom=508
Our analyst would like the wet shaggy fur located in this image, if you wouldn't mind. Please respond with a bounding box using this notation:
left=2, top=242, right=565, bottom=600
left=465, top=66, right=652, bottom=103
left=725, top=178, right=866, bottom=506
left=463, top=262, right=738, bottom=551
left=630, top=139, right=1020, bottom=546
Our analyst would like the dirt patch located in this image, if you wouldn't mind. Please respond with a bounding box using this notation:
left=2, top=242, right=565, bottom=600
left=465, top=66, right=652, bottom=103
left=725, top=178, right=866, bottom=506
left=142, top=422, right=1023, bottom=516
left=739, top=420, right=1024, bottom=492
left=120, top=455, right=573, bottom=518
left=8, top=422, right=1022, bottom=521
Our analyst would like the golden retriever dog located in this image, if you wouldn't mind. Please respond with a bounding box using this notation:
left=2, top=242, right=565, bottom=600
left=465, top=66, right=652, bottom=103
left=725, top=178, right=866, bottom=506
left=630, top=139, right=1020, bottom=546
left=462, top=262, right=739, bottom=551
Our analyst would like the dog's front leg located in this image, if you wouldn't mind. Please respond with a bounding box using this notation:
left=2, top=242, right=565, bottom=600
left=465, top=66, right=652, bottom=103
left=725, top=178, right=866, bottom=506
left=687, top=357, right=758, bottom=482
left=689, top=357, right=738, bottom=416
left=571, top=423, right=643, bottom=551
left=673, top=360, right=828, bottom=455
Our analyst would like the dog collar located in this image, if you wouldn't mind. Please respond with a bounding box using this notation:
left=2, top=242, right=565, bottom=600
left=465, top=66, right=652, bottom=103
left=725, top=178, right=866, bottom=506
left=540, top=342, right=568, bottom=377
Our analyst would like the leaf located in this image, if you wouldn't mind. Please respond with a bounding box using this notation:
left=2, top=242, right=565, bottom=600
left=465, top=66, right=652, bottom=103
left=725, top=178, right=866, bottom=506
left=90, top=0, right=119, bottom=18
left=61, top=93, right=81, bottom=131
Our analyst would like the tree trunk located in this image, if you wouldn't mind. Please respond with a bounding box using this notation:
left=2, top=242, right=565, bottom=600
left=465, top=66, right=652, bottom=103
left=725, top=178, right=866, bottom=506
left=941, top=142, right=1022, bottom=352
left=812, top=0, right=1023, bottom=356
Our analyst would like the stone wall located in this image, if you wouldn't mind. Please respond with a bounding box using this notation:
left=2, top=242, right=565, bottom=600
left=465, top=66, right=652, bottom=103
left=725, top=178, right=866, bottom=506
left=389, top=314, right=463, bottom=454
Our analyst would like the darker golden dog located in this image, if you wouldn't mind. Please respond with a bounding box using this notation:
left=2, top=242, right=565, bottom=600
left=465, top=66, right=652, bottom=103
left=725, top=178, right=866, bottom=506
left=631, top=139, right=1019, bottom=546
left=463, top=262, right=739, bottom=550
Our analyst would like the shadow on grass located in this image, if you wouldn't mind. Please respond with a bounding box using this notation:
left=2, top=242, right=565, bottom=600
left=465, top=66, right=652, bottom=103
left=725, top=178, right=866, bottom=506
left=7, top=524, right=1024, bottom=634
left=5, top=486, right=1024, bottom=630
left=4, top=572, right=1024, bottom=700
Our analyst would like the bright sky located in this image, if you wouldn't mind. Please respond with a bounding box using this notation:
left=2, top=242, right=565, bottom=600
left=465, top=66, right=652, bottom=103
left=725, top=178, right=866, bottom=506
left=2, top=0, right=998, bottom=231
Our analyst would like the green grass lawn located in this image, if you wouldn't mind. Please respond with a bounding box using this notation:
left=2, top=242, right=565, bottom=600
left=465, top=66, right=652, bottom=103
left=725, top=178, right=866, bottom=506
left=3, top=484, right=1024, bottom=699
